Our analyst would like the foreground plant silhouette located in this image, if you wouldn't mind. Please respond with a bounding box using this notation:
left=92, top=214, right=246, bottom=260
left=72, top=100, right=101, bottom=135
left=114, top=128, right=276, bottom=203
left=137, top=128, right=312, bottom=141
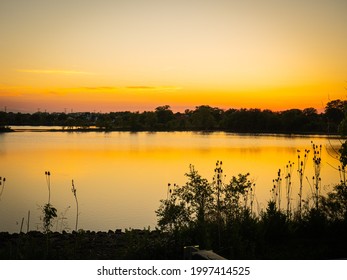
left=156, top=162, right=255, bottom=251
left=42, top=171, right=57, bottom=233
left=71, top=180, right=79, bottom=232
left=154, top=140, right=347, bottom=259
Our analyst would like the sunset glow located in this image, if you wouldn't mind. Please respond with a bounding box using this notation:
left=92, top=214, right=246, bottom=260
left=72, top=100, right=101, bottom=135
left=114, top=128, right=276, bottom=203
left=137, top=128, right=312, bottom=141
left=1, top=0, right=346, bottom=113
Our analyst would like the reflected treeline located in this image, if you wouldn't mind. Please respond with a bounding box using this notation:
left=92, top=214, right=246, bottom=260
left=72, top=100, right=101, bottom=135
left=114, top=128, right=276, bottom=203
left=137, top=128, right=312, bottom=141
left=1, top=99, right=347, bottom=133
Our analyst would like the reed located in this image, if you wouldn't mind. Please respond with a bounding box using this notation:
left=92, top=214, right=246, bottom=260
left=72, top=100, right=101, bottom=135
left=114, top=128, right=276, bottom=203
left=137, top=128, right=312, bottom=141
left=285, top=161, right=294, bottom=217
left=45, top=171, right=51, bottom=204
left=71, top=180, right=79, bottom=232
left=312, top=142, right=322, bottom=210
left=42, top=171, right=57, bottom=234
left=297, top=149, right=310, bottom=218
left=272, top=169, right=282, bottom=210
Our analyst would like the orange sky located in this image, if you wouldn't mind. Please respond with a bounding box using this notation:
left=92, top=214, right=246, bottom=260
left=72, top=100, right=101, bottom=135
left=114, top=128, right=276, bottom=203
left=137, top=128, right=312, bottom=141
left=1, top=0, right=346, bottom=113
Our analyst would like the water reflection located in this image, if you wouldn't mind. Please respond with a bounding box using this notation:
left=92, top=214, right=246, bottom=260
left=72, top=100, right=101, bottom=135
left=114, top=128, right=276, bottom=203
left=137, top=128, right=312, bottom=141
left=0, top=130, right=342, bottom=233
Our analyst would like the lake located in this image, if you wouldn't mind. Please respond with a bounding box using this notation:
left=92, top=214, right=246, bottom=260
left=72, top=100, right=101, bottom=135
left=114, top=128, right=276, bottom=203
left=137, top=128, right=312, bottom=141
left=0, top=128, right=343, bottom=233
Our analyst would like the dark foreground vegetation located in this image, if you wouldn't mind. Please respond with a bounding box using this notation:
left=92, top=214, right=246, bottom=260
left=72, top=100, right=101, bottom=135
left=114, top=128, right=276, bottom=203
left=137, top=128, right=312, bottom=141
left=1, top=222, right=346, bottom=260
left=1, top=99, right=347, bottom=134
left=152, top=153, right=347, bottom=260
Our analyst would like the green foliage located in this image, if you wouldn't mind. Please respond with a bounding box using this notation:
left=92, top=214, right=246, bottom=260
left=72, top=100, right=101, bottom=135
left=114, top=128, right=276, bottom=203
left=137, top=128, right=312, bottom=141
left=42, top=203, right=57, bottom=233
left=156, top=163, right=256, bottom=251
left=156, top=165, right=215, bottom=233
left=223, top=173, right=253, bottom=222
left=156, top=197, right=190, bottom=232
left=321, top=183, right=347, bottom=221
left=179, top=165, right=215, bottom=224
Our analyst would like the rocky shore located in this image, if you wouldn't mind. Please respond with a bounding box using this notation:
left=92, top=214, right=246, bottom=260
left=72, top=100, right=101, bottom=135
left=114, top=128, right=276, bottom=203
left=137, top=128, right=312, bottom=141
left=0, top=229, right=180, bottom=260
left=1, top=229, right=347, bottom=260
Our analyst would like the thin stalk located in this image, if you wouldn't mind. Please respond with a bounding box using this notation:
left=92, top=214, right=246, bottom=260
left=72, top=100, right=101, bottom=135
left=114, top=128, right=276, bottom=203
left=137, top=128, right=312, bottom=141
left=285, top=161, right=294, bottom=217
left=249, top=183, right=256, bottom=214
left=71, top=180, right=79, bottom=232
left=297, top=149, right=309, bottom=218
left=45, top=171, right=51, bottom=204
left=27, top=210, right=30, bottom=233
left=312, top=143, right=322, bottom=210
left=20, top=217, right=24, bottom=233
left=213, top=160, right=224, bottom=250
left=272, top=169, right=282, bottom=210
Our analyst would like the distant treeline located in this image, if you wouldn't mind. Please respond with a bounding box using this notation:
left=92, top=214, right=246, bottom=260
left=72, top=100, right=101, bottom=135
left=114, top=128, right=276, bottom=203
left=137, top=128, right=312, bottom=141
left=1, top=99, right=347, bottom=134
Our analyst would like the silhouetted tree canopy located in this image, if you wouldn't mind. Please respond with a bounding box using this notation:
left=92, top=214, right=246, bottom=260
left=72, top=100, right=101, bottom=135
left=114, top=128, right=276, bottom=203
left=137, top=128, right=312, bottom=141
left=1, top=99, right=346, bottom=134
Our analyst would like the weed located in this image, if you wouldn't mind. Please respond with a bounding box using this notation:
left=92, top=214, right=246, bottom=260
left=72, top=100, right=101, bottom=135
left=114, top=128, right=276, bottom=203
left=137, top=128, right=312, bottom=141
left=71, top=180, right=79, bottom=232
left=272, top=169, right=282, bottom=210
left=42, top=203, right=57, bottom=234
left=45, top=171, right=51, bottom=204
left=312, top=142, right=322, bottom=209
left=285, top=161, right=294, bottom=217
left=297, top=149, right=310, bottom=218
left=42, top=171, right=57, bottom=233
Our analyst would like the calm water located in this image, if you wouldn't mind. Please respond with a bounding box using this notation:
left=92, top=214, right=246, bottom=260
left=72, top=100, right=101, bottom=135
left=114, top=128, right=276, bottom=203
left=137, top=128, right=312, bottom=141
left=0, top=129, right=342, bottom=233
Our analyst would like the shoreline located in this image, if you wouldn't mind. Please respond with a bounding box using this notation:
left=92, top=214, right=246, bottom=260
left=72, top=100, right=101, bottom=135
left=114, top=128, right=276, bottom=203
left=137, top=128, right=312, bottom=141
left=1, top=229, right=347, bottom=260
left=2, top=126, right=343, bottom=138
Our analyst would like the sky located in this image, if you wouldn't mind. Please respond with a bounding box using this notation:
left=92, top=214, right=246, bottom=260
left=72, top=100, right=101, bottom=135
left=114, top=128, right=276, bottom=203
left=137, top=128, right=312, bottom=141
left=0, top=0, right=346, bottom=113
